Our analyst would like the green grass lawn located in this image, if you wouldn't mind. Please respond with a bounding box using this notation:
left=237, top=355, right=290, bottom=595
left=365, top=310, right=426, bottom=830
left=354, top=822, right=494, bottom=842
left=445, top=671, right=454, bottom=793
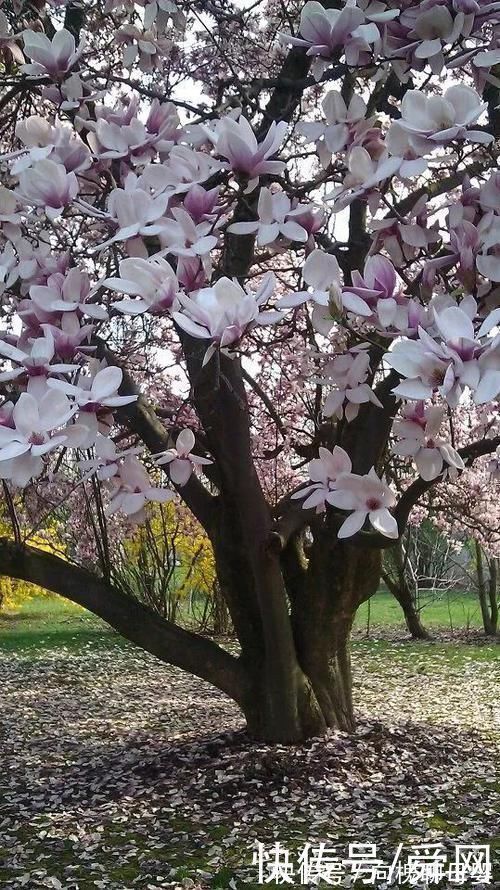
left=0, top=595, right=120, bottom=651
left=354, top=587, right=486, bottom=631
left=0, top=587, right=492, bottom=654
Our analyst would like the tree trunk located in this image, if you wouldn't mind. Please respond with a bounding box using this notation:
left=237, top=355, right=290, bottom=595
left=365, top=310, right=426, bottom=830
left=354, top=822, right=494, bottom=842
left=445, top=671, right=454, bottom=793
left=487, top=557, right=499, bottom=635
left=382, top=569, right=431, bottom=640
left=383, top=539, right=431, bottom=640
left=241, top=614, right=354, bottom=743
left=475, top=540, right=498, bottom=636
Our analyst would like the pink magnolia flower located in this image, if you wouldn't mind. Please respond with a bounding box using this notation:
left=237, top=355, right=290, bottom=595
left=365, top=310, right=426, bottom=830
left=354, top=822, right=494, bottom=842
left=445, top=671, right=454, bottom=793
left=278, top=250, right=342, bottom=334
left=173, top=273, right=282, bottom=364
left=96, top=184, right=170, bottom=250
left=328, top=468, right=398, bottom=539
left=341, top=254, right=404, bottom=327
left=281, top=1, right=366, bottom=60
left=210, top=116, right=287, bottom=191
left=107, top=455, right=174, bottom=522
left=394, top=86, right=492, bottom=155
left=22, top=28, right=84, bottom=78
left=17, top=159, right=78, bottom=219
left=158, top=207, right=218, bottom=258
left=30, top=268, right=108, bottom=322
left=0, top=390, right=80, bottom=487
left=392, top=402, right=465, bottom=481
left=78, top=434, right=142, bottom=482
left=104, top=256, right=180, bottom=316
left=0, top=330, right=77, bottom=397
left=291, top=445, right=352, bottom=512
left=320, top=348, right=383, bottom=422
left=228, top=188, right=308, bottom=246
left=183, top=185, right=221, bottom=225
left=153, top=428, right=212, bottom=486
left=297, top=90, right=368, bottom=167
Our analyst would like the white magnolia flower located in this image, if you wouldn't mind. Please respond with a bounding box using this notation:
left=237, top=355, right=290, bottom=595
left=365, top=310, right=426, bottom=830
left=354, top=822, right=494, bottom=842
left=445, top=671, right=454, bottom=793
left=291, top=445, right=352, bottom=512
left=17, top=159, right=78, bottom=219
left=173, top=273, right=282, bottom=363
left=297, top=90, right=367, bottom=167
left=321, top=349, right=383, bottom=422
left=394, top=86, right=492, bottom=156
left=96, top=185, right=170, bottom=250
left=328, top=147, right=401, bottom=211
left=328, top=468, right=398, bottom=539
left=22, top=28, right=84, bottom=78
left=278, top=249, right=342, bottom=335
left=48, top=366, right=137, bottom=446
left=153, top=428, right=212, bottom=486
left=107, top=455, right=174, bottom=522
left=228, top=188, right=308, bottom=246
left=78, top=434, right=142, bottom=482
left=0, top=390, right=80, bottom=487
left=104, top=256, right=180, bottom=315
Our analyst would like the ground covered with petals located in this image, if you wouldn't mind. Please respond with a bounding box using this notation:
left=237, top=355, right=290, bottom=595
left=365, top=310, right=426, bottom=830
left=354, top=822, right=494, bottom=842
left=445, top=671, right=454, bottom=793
left=0, top=618, right=499, bottom=889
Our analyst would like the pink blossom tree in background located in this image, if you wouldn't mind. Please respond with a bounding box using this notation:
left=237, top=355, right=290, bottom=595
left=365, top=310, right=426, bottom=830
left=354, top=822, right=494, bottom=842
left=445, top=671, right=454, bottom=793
left=1, top=0, right=500, bottom=742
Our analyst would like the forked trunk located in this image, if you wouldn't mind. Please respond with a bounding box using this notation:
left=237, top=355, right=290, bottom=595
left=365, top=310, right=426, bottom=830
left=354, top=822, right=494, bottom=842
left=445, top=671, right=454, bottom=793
left=241, top=626, right=354, bottom=743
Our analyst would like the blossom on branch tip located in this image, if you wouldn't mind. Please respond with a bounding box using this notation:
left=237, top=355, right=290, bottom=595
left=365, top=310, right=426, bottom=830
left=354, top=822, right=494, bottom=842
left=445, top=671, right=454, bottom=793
left=0, top=390, right=83, bottom=487
left=107, top=455, right=174, bottom=523
left=392, top=402, right=465, bottom=481
left=172, top=273, right=282, bottom=364
left=22, top=28, right=84, bottom=78
left=153, top=428, right=212, bottom=486
left=291, top=445, right=352, bottom=512
left=78, top=435, right=142, bottom=482
left=104, top=256, right=180, bottom=316
left=17, top=159, right=79, bottom=220
left=328, top=469, right=399, bottom=539
left=208, top=115, right=287, bottom=192
left=227, top=188, right=309, bottom=246
left=278, top=250, right=342, bottom=335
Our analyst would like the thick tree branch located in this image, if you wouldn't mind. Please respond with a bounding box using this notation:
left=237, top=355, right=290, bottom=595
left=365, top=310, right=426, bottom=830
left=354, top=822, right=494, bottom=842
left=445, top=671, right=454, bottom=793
left=0, top=538, right=246, bottom=703
left=94, top=339, right=217, bottom=533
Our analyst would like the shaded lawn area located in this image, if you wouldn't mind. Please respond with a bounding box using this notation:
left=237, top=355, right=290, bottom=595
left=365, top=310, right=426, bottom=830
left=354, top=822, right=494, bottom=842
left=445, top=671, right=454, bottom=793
left=0, top=598, right=499, bottom=889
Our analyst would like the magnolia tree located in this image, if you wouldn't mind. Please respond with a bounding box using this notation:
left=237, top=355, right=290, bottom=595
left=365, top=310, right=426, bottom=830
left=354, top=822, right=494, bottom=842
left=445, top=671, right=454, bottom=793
left=1, top=0, right=500, bottom=742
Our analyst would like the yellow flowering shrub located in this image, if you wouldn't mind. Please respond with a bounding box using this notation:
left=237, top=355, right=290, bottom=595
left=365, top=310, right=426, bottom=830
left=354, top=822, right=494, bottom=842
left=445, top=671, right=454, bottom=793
left=0, top=517, right=66, bottom=612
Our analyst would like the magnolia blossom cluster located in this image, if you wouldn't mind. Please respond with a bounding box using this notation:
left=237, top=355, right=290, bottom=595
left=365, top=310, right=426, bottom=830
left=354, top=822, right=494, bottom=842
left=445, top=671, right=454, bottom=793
left=1, top=1, right=500, bottom=540
left=292, top=446, right=398, bottom=539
